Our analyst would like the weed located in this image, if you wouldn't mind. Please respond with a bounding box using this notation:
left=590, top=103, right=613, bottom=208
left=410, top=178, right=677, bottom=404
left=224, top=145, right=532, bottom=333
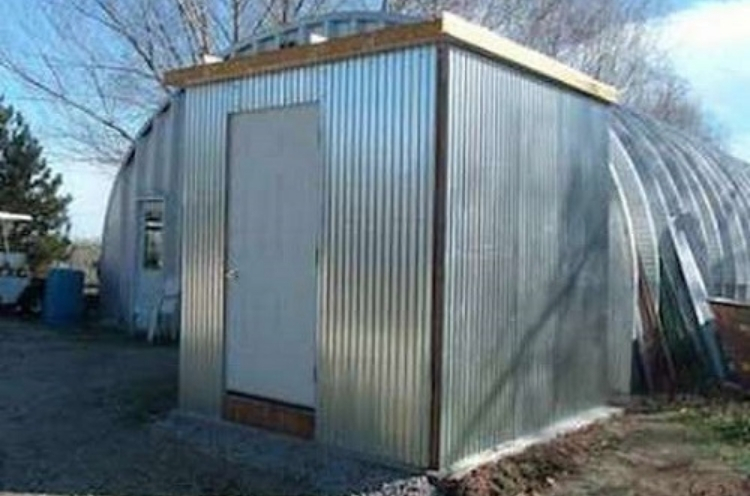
left=676, top=400, right=750, bottom=475
left=678, top=403, right=750, bottom=444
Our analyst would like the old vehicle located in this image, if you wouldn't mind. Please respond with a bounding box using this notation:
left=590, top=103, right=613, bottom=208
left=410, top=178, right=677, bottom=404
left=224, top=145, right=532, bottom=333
left=0, top=211, right=42, bottom=313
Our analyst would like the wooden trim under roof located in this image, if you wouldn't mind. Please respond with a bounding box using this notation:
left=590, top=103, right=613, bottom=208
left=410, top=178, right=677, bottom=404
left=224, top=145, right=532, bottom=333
left=164, top=12, right=618, bottom=104
left=439, top=12, right=618, bottom=103
left=164, top=20, right=442, bottom=89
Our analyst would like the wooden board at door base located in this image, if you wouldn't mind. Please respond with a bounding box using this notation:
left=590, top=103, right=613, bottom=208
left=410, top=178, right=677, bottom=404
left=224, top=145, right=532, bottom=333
left=224, top=393, right=315, bottom=439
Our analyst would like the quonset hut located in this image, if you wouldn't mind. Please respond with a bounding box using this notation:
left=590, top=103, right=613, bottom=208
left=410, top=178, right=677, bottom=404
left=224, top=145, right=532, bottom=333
left=611, top=109, right=748, bottom=386
left=99, top=11, right=745, bottom=468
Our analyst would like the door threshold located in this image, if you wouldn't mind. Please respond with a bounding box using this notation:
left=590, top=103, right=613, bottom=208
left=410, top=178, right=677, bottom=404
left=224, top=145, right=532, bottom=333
left=224, top=391, right=315, bottom=439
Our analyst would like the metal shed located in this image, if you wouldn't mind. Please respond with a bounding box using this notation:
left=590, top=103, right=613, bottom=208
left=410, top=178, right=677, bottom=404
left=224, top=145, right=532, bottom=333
left=102, top=11, right=632, bottom=469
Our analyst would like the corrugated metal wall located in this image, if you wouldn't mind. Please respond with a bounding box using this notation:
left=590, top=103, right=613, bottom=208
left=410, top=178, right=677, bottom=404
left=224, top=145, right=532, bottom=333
left=610, top=131, right=660, bottom=312
left=100, top=155, right=137, bottom=328
left=439, top=47, right=616, bottom=466
left=100, top=168, right=125, bottom=321
left=608, top=159, right=638, bottom=395
left=179, top=47, right=436, bottom=466
left=100, top=96, right=184, bottom=331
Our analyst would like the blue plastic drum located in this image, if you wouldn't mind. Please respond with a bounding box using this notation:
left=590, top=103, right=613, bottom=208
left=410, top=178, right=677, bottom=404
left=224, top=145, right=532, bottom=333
left=43, top=268, right=85, bottom=326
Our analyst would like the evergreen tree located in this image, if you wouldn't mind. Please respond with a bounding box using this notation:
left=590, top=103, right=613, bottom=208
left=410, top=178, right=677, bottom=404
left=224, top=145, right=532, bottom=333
left=0, top=97, right=71, bottom=272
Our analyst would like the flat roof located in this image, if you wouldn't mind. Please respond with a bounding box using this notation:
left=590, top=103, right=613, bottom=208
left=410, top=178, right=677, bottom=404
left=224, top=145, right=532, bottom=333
left=164, top=12, right=618, bottom=104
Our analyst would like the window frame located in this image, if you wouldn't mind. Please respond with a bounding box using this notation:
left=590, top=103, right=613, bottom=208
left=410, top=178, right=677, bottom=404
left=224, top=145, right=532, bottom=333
left=139, top=198, right=165, bottom=272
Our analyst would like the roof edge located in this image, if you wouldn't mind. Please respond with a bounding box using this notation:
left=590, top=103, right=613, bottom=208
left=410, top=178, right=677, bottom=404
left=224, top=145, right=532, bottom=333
left=164, top=19, right=441, bottom=87
left=164, top=12, right=617, bottom=104
left=439, top=12, right=618, bottom=103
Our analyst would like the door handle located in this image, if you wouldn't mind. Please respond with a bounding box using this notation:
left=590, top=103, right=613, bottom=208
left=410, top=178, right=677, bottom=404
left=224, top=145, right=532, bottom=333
left=225, top=268, right=239, bottom=280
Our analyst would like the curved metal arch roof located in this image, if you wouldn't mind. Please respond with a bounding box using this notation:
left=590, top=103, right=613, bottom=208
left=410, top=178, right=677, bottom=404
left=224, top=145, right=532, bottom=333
left=609, top=129, right=661, bottom=310
left=612, top=107, right=750, bottom=301
left=622, top=113, right=723, bottom=283
left=226, top=11, right=421, bottom=57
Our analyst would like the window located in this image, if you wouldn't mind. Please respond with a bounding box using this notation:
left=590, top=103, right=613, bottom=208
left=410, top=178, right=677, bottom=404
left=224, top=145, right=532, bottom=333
left=279, top=37, right=297, bottom=49
left=142, top=201, right=164, bottom=270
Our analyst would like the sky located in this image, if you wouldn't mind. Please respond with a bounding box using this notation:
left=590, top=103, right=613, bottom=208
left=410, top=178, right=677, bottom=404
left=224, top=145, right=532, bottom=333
left=659, top=0, right=750, bottom=162
left=1, top=0, right=749, bottom=240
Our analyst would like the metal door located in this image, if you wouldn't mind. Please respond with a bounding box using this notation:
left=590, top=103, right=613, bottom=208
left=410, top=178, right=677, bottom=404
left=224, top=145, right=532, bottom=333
left=225, top=104, right=320, bottom=408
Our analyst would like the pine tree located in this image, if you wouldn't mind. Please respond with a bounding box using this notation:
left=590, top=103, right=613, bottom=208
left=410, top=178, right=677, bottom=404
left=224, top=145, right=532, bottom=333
left=0, top=97, right=71, bottom=272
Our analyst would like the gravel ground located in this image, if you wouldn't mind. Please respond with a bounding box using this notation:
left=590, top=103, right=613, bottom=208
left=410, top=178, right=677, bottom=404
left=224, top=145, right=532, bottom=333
left=0, top=319, right=296, bottom=495
left=0, top=318, right=433, bottom=496
left=156, top=412, right=433, bottom=495
left=9, top=318, right=744, bottom=496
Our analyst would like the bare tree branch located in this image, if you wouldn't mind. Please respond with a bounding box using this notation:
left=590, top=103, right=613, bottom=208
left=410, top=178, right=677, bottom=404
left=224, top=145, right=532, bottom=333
left=0, top=0, right=724, bottom=168
left=0, top=56, right=134, bottom=145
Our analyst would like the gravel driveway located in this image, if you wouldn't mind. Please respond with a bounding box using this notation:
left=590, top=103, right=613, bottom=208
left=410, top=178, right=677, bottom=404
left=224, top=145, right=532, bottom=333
left=0, top=318, right=429, bottom=496
left=6, top=318, right=743, bottom=496
left=0, top=319, right=289, bottom=496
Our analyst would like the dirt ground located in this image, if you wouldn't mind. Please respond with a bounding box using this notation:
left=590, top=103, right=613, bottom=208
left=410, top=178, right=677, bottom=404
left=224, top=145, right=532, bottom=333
left=445, top=401, right=750, bottom=496
left=2, top=318, right=750, bottom=496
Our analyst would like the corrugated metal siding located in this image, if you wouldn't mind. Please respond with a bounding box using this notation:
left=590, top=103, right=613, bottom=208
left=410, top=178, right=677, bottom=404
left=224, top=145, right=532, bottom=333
left=665, top=134, right=750, bottom=299
left=610, top=131, right=659, bottom=312
left=180, top=81, right=231, bottom=416
left=608, top=161, right=638, bottom=395
left=164, top=96, right=185, bottom=286
left=119, top=163, right=137, bottom=327
left=716, top=154, right=750, bottom=299
left=99, top=96, right=184, bottom=331
left=613, top=111, right=731, bottom=299
left=179, top=47, right=436, bottom=466
left=99, top=167, right=125, bottom=321
left=439, top=47, right=617, bottom=466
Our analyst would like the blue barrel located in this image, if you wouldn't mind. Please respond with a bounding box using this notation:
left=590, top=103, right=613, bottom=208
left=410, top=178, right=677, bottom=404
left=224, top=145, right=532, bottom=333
left=43, top=268, right=85, bottom=327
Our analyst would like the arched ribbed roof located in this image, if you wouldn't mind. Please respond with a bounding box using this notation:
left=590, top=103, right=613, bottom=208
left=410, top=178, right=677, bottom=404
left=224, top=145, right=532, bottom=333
left=612, top=107, right=750, bottom=301
left=226, top=11, right=420, bottom=57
